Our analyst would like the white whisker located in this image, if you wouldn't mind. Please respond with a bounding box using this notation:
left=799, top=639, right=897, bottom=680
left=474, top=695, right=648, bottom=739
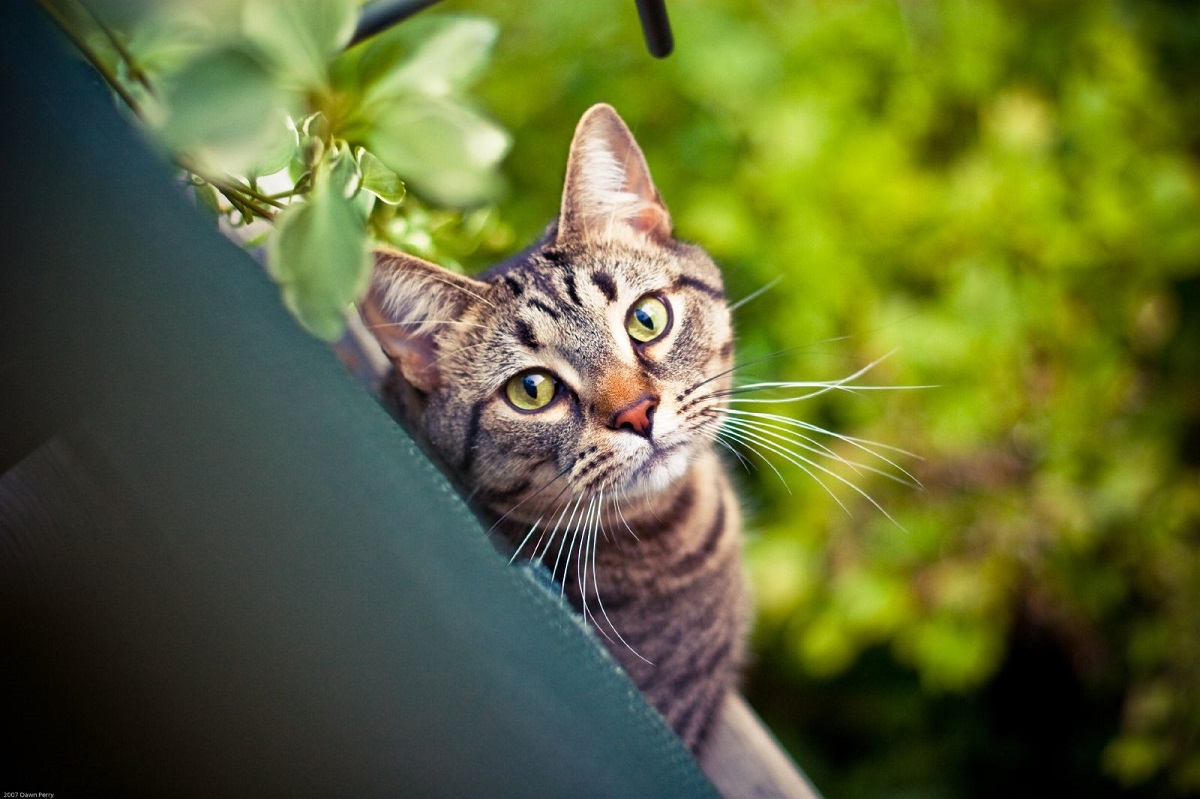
left=508, top=516, right=544, bottom=564
left=590, top=503, right=652, bottom=665
left=721, top=418, right=905, bottom=528
left=717, top=413, right=917, bottom=488
left=714, top=425, right=794, bottom=495
left=717, top=408, right=922, bottom=486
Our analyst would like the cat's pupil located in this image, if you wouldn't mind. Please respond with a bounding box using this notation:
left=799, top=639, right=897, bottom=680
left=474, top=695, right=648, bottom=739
left=522, top=374, right=541, bottom=399
left=635, top=308, right=655, bottom=330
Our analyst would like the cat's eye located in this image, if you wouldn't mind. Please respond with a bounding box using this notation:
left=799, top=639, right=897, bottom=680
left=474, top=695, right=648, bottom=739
left=504, top=369, right=559, bottom=412
left=626, top=295, right=671, bottom=344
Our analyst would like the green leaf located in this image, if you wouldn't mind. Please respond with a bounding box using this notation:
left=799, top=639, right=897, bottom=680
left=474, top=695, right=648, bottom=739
left=159, top=46, right=294, bottom=175
left=267, top=149, right=371, bottom=340
left=365, top=96, right=510, bottom=207
left=357, top=148, right=406, bottom=205
left=242, top=0, right=356, bottom=86
left=352, top=16, right=499, bottom=104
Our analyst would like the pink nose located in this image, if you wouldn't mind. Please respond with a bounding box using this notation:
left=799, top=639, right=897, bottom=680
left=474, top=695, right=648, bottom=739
left=610, top=395, right=658, bottom=438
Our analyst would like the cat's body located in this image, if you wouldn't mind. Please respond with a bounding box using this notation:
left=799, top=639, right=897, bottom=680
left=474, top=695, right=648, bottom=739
left=362, top=104, right=748, bottom=753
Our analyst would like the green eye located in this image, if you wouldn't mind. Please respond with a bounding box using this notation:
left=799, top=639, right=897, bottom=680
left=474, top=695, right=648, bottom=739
left=505, top=369, right=558, bottom=411
left=626, top=295, right=671, bottom=343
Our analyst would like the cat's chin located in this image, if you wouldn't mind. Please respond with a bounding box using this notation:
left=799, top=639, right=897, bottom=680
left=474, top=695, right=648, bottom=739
left=621, top=444, right=694, bottom=499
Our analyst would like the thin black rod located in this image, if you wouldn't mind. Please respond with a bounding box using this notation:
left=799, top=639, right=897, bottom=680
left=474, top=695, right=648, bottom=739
left=634, top=0, right=673, bottom=58
left=350, top=0, right=445, bottom=48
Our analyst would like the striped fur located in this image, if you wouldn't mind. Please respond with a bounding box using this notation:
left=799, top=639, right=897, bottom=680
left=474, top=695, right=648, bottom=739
left=361, top=104, right=748, bottom=754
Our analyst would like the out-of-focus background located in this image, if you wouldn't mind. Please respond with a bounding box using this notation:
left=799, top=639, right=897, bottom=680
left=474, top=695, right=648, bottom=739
left=57, top=0, right=1200, bottom=795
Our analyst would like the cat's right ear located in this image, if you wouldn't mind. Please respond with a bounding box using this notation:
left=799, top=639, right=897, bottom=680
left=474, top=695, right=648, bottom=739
left=359, top=248, right=489, bottom=392
left=557, top=103, right=673, bottom=245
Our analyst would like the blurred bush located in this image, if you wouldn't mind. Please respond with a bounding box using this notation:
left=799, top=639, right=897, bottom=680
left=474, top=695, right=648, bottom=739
left=53, top=0, right=1200, bottom=795
left=457, top=0, right=1200, bottom=795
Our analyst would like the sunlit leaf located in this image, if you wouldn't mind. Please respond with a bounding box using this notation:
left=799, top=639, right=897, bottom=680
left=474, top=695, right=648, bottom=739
left=242, top=0, right=356, bottom=86
left=267, top=148, right=370, bottom=340
left=366, top=96, right=509, bottom=207
left=351, top=15, right=498, bottom=104
left=158, top=46, right=294, bottom=175
left=357, top=148, right=406, bottom=205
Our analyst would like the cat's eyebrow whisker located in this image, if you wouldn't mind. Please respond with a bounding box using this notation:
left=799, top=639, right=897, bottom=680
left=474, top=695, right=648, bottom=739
left=428, top=339, right=493, bottom=368
left=368, top=318, right=489, bottom=331
left=727, top=275, right=783, bottom=314
left=424, top=272, right=496, bottom=309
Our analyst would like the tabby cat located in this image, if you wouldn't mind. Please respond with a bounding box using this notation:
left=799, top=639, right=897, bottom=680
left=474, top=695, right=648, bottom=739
left=360, top=104, right=747, bottom=754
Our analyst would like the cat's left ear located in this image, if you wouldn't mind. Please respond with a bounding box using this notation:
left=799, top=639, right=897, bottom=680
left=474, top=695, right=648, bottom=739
left=556, top=103, right=672, bottom=244
left=359, top=248, right=489, bottom=392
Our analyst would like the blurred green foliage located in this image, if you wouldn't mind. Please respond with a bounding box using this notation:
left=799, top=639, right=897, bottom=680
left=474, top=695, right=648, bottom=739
left=53, top=0, right=1200, bottom=795
left=54, top=0, right=511, bottom=338
left=456, top=0, right=1200, bottom=795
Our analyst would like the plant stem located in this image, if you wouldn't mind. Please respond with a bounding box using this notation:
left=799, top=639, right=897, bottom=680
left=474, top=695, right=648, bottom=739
left=37, top=0, right=144, bottom=116
left=75, top=0, right=156, bottom=96
left=38, top=0, right=285, bottom=224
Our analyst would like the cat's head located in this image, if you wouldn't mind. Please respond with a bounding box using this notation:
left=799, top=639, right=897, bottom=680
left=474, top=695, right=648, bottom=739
left=361, top=104, right=733, bottom=522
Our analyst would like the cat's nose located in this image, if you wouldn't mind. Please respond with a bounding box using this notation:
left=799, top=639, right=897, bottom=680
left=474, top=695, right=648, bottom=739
left=610, top=395, right=658, bottom=438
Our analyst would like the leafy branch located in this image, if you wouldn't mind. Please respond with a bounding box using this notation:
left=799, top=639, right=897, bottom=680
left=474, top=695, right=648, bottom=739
left=38, top=0, right=510, bottom=340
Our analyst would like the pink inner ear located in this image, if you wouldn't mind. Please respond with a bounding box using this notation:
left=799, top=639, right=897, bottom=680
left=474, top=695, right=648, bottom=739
left=390, top=335, right=441, bottom=393
left=632, top=203, right=672, bottom=240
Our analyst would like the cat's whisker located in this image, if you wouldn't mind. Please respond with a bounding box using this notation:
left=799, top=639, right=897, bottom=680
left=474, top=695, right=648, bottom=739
left=714, top=425, right=794, bottom=495
left=726, top=275, right=783, bottom=314
left=717, top=423, right=841, bottom=510
left=552, top=494, right=588, bottom=592
left=718, top=414, right=918, bottom=489
left=508, top=515, right=544, bottom=564
left=715, top=437, right=756, bottom=474
left=680, top=341, right=851, bottom=402
left=589, top=503, right=653, bottom=665
left=707, top=351, right=931, bottom=404
left=720, top=418, right=906, bottom=529
left=715, top=408, right=922, bottom=487
left=721, top=383, right=929, bottom=404
left=715, top=412, right=865, bottom=474
left=612, top=486, right=640, bottom=542
left=575, top=494, right=596, bottom=619
left=534, top=495, right=577, bottom=567
left=688, top=413, right=757, bottom=474
left=485, top=463, right=574, bottom=538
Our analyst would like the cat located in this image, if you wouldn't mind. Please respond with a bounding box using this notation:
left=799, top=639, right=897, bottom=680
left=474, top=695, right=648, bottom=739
left=359, top=103, right=748, bottom=755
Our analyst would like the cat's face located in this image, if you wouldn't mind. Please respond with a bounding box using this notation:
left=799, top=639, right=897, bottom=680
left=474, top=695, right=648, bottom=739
left=361, top=104, right=733, bottom=522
